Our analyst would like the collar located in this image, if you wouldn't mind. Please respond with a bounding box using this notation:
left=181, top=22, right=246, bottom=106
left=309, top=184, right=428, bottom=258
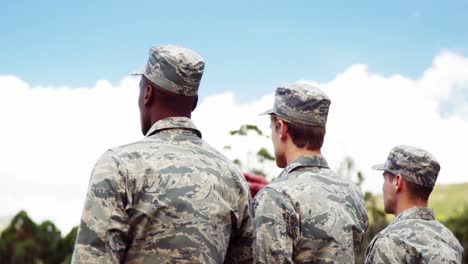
left=392, top=206, right=435, bottom=224
left=277, top=155, right=329, bottom=180
left=145, top=117, right=202, bottom=138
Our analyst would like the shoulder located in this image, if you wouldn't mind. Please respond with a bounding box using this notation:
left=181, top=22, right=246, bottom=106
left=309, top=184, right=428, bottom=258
left=255, top=186, right=288, bottom=204
left=254, top=186, right=296, bottom=217
left=376, top=220, right=416, bottom=242
left=368, top=233, right=396, bottom=248
left=254, top=186, right=299, bottom=235
left=105, top=139, right=150, bottom=161
left=89, top=140, right=148, bottom=171
left=366, top=234, right=405, bottom=263
left=109, top=136, right=233, bottom=168
left=430, top=221, right=464, bottom=252
left=279, top=168, right=365, bottom=207
left=289, top=167, right=362, bottom=194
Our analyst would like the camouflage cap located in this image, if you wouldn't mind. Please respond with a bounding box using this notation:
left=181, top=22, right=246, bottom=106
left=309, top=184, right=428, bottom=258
left=261, top=83, right=331, bottom=126
left=132, top=45, right=205, bottom=96
left=372, top=145, right=440, bottom=188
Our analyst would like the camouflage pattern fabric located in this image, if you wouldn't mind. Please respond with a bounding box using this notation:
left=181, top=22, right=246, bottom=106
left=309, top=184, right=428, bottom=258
left=261, top=83, right=331, bottom=127
left=254, top=155, right=369, bottom=263
left=365, top=206, right=463, bottom=263
left=132, top=45, right=205, bottom=96
left=372, top=145, right=440, bottom=188
left=72, top=117, right=254, bottom=264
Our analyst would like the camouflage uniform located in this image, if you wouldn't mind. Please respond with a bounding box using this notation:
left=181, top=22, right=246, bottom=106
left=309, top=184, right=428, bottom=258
left=72, top=45, right=254, bottom=264
left=366, top=145, right=463, bottom=263
left=255, top=83, right=369, bottom=263
left=365, top=206, right=463, bottom=263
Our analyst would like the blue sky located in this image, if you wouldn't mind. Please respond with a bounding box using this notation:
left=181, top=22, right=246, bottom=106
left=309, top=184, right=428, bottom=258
left=1, top=0, right=467, bottom=100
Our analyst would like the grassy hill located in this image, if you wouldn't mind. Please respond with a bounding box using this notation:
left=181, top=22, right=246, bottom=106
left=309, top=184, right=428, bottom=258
left=429, top=182, right=468, bottom=220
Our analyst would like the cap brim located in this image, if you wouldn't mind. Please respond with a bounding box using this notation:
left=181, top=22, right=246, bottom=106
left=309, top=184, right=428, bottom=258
left=259, top=108, right=275, bottom=116
left=130, top=67, right=145, bottom=76
left=371, top=164, right=386, bottom=170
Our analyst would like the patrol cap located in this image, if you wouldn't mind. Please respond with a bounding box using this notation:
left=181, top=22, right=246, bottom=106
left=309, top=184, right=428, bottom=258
left=261, top=83, right=331, bottom=126
left=372, top=145, right=440, bottom=188
left=132, top=45, right=205, bottom=96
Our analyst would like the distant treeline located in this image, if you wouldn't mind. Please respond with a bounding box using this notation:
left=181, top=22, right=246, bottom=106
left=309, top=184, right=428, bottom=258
left=1, top=205, right=466, bottom=264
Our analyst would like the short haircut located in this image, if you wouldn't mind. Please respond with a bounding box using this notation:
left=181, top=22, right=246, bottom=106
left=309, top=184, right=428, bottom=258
left=405, top=180, right=433, bottom=201
left=271, top=114, right=326, bottom=151
left=386, top=172, right=433, bottom=201
left=145, top=76, right=198, bottom=114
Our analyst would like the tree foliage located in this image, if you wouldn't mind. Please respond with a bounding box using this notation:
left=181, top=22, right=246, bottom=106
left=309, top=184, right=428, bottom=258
left=0, top=211, right=77, bottom=264
left=444, top=205, right=468, bottom=262
left=229, top=124, right=264, bottom=136
left=227, top=124, right=275, bottom=177
left=256, top=147, right=275, bottom=162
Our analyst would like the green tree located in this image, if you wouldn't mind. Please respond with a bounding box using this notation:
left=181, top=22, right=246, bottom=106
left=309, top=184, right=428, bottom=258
left=443, top=205, right=468, bottom=262
left=226, top=124, right=275, bottom=178
left=0, top=211, right=40, bottom=264
left=256, top=147, right=275, bottom=162
left=0, top=211, right=78, bottom=264
left=229, top=124, right=264, bottom=136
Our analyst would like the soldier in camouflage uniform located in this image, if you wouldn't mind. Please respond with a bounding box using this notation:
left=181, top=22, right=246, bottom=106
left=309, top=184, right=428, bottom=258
left=72, top=45, right=254, bottom=263
left=254, top=83, right=369, bottom=263
left=365, top=145, right=463, bottom=263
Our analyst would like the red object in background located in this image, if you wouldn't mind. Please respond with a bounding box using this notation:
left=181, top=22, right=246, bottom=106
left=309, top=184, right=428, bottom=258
left=243, top=172, right=269, bottom=197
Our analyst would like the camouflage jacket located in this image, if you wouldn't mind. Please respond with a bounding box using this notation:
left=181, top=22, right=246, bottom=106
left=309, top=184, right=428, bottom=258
left=253, top=155, right=368, bottom=263
left=72, top=117, right=254, bottom=264
left=365, top=206, right=463, bottom=264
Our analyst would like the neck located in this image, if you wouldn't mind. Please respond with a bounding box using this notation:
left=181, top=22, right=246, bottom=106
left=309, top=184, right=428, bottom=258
left=395, top=198, right=428, bottom=216
left=151, top=112, right=191, bottom=126
left=285, top=147, right=321, bottom=165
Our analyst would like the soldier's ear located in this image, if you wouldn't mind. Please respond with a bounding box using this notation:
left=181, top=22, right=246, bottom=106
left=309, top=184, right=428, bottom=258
left=143, top=84, right=153, bottom=106
left=278, top=120, right=289, bottom=140
left=394, top=174, right=403, bottom=192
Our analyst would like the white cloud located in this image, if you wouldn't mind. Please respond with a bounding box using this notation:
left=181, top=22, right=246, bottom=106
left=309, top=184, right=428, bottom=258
left=322, top=52, right=468, bottom=188
left=0, top=76, right=142, bottom=234
left=192, top=92, right=280, bottom=178
left=1, top=51, right=468, bottom=233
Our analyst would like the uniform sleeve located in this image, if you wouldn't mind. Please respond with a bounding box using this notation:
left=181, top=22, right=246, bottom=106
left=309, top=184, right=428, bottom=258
left=224, top=172, right=255, bottom=263
left=365, top=236, right=405, bottom=264
left=72, top=150, right=130, bottom=264
left=254, top=187, right=299, bottom=264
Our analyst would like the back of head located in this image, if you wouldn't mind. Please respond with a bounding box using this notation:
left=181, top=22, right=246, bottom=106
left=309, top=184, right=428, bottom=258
left=134, top=45, right=205, bottom=134
left=270, top=114, right=326, bottom=150
left=263, top=82, right=331, bottom=150
left=133, top=45, right=205, bottom=129
left=141, top=75, right=199, bottom=116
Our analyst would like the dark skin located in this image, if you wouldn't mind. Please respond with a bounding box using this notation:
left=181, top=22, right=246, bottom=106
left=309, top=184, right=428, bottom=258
left=138, top=76, right=198, bottom=135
